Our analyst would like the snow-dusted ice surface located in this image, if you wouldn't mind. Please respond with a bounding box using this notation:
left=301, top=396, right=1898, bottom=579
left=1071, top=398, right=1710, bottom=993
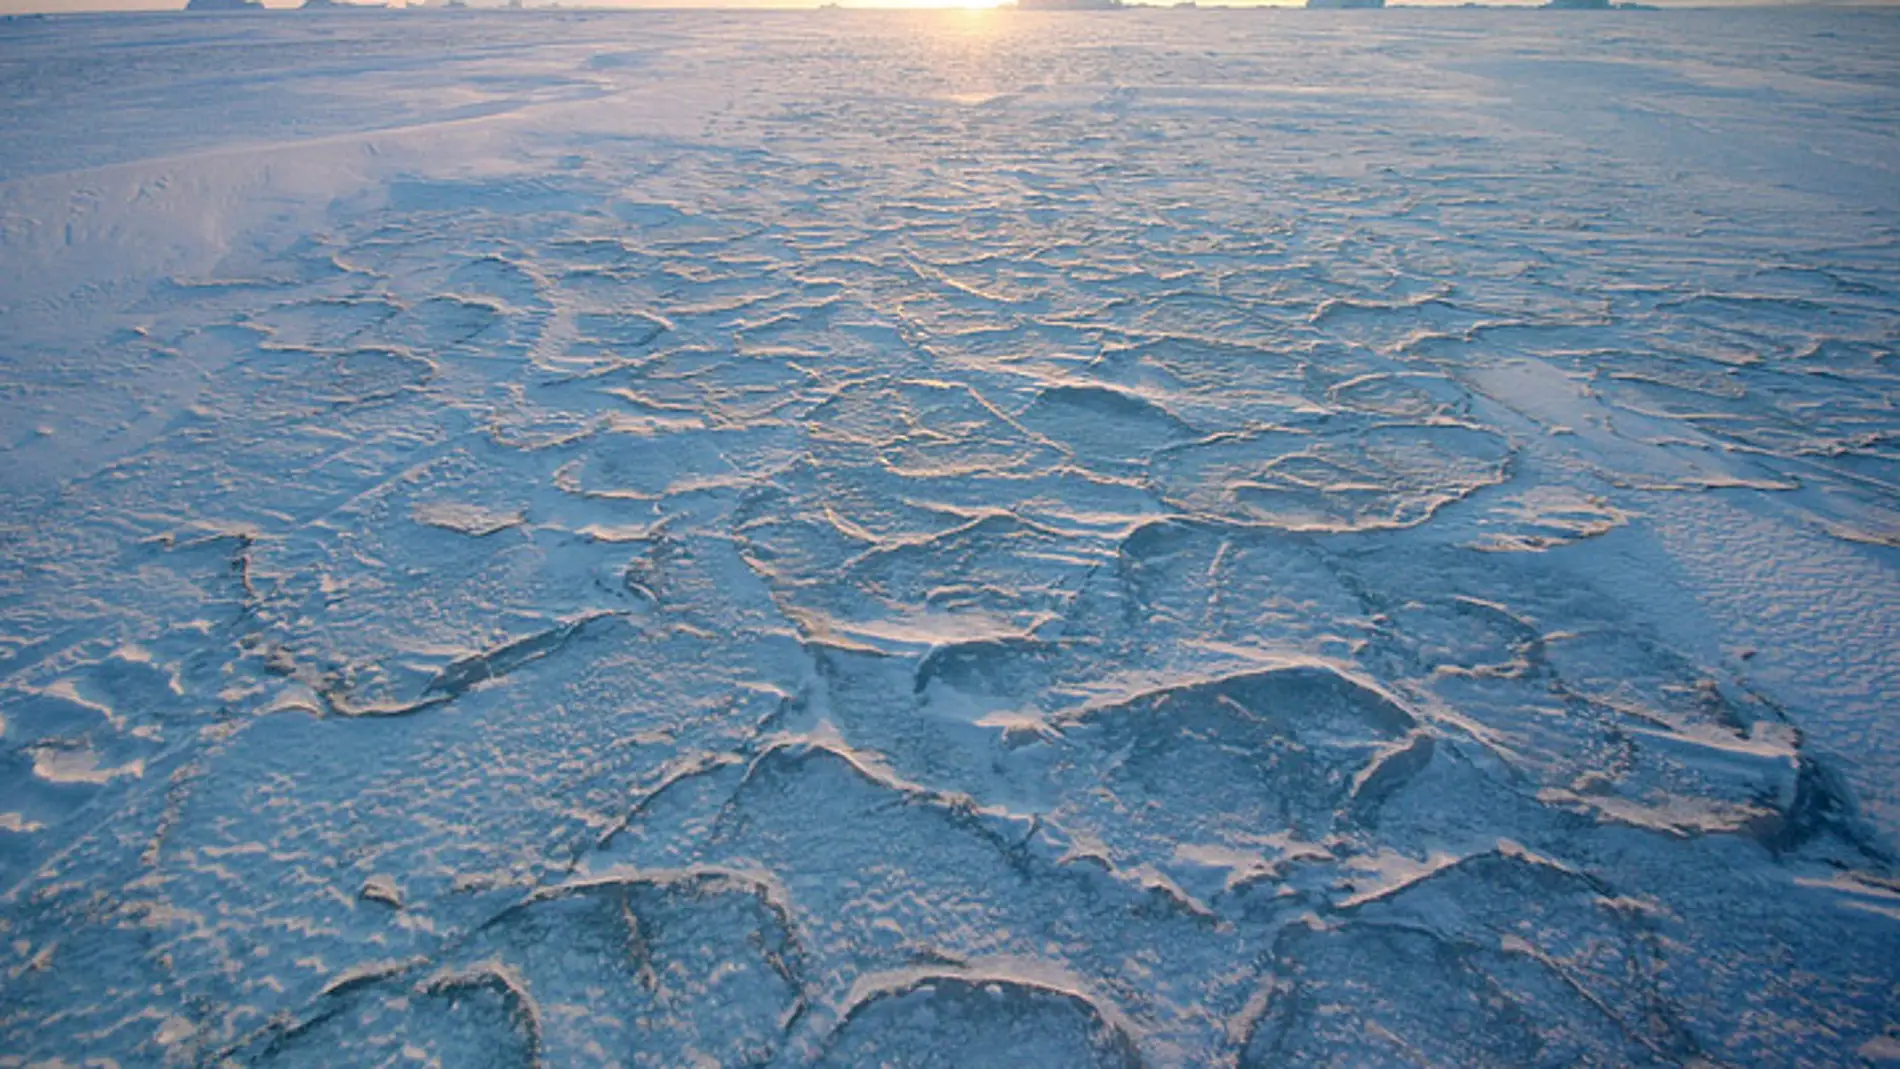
left=2, top=8, right=1900, bottom=1065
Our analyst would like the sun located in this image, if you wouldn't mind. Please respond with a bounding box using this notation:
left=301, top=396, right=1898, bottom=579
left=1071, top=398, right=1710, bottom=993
left=834, top=0, right=1008, bottom=8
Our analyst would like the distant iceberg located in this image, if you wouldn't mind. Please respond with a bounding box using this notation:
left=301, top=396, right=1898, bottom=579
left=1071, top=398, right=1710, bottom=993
left=183, top=0, right=264, bottom=10
left=1306, top=0, right=1385, bottom=9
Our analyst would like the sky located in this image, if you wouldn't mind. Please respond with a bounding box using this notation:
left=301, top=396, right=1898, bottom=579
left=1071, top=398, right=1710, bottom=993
left=4, top=0, right=1895, bottom=14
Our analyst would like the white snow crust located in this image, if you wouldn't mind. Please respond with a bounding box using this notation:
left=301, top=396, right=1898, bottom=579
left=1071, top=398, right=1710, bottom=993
left=2, top=8, right=1898, bottom=1066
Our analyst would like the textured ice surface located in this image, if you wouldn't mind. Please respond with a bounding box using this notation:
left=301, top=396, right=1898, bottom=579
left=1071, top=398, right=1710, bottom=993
left=2, top=8, right=1899, bottom=1066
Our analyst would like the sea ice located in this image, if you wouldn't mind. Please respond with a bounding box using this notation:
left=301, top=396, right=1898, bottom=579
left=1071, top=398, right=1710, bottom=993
left=1, top=7, right=1897, bottom=1065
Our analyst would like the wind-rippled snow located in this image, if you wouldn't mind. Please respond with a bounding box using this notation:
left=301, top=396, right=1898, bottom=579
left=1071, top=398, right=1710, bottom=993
left=1, top=8, right=1898, bottom=1066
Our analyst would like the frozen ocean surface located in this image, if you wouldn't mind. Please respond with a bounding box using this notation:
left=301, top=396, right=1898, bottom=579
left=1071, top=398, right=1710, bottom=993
left=1, top=7, right=1899, bottom=1065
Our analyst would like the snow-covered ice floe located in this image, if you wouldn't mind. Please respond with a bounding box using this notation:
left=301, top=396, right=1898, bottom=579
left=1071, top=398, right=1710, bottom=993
left=2, top=7, right=1898, bottom=1065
